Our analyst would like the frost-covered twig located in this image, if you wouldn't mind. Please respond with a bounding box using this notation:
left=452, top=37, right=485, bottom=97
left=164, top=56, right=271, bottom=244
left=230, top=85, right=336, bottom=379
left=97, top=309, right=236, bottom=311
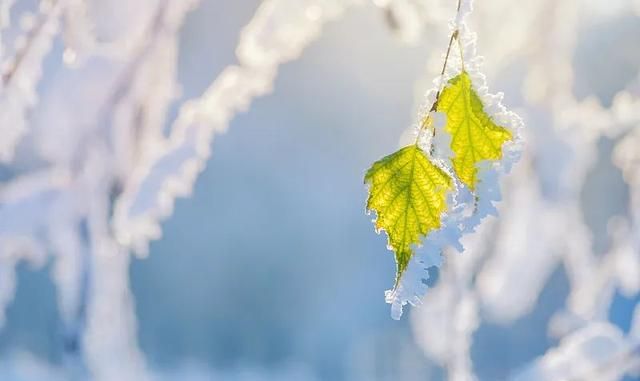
left=1, top=1, right=364, bottom=378
left=0, top=0, right=17, bottom=61
left=0, top=0, right=62, bottom=161
left=112, top=0, right=361, bottom=255
left=513, top=323, right=640, bottom=381
left=396, top=0, right=640, bottom=379
left=0, top=168, right=68, bottom=327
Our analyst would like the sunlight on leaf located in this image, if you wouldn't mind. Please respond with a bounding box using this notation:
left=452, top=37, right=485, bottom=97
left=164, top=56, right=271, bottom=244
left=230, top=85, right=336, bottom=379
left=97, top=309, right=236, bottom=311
left=437, top=71, right=512, bottom=189
left=365, top=145, right=453, bottom=283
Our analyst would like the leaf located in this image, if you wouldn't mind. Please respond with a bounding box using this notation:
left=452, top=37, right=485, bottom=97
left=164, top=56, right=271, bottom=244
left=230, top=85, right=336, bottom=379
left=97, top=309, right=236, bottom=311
left=436, top=71, right=512, bottom=189
left=365, top=145, right=453, bottom=283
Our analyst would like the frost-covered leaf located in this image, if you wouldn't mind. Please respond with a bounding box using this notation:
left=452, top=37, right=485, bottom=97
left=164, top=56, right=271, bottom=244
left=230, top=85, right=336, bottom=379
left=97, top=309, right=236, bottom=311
left=436, top=71, right=512, bottom=189
left=365, top=145, right=452, bottom=282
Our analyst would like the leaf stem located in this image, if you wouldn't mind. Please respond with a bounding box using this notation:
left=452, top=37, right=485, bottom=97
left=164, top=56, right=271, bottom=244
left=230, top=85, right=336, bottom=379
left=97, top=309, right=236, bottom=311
left=457, top=32, right=466, bottom=73
left=414, top=0, right=465, bottom=146
left=431, top=29, right=459, bottom=113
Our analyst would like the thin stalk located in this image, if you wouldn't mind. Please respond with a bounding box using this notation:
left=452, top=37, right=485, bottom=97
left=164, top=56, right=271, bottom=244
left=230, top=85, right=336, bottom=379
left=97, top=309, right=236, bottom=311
left=414, top=0, right=464, bottom=146
left=565, top=343, right=640, bottom=381
left=1, top=0, right=59, bottom=86
left=457, top=34, right=466, bottom=72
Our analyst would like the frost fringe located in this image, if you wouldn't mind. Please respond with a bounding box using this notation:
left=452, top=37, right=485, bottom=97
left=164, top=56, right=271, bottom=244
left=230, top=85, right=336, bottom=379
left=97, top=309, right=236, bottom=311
left=385, top=0, right=525, bottom=319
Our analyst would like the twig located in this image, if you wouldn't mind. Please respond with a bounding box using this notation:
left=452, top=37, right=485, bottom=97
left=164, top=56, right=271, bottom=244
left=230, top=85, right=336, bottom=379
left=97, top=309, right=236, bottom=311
left=414, top=0, right=464, bottom=146
left=565, top=342, right=640, bottom=381
left=1, top=0, right=59, bottom=86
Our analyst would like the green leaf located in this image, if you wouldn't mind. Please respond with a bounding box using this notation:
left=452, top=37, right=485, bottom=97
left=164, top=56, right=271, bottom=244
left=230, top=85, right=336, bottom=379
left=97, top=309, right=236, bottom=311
left=436, top=71, right=512, bottom=189
left=365, top=145, right=453, bottom=283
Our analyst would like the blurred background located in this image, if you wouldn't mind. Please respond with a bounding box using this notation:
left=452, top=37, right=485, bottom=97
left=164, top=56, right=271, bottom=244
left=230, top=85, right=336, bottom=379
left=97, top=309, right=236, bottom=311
left=0, top=0, right=639, bottom=380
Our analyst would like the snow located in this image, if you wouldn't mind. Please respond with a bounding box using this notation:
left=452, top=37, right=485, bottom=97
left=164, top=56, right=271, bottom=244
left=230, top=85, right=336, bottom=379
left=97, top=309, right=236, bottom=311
left=0, top=0, right=637, bottom=379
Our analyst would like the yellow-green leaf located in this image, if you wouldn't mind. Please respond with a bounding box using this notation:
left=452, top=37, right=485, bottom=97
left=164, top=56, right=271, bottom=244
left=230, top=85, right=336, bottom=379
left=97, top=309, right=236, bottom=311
left=365, top=145, right=452, bottom=283
left=436, top=71, right=512, bottom=189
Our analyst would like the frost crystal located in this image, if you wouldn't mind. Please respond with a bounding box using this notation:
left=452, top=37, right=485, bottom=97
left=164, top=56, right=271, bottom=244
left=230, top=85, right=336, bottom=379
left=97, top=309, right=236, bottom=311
left=0, top=0, right=61, bottom=161
left=112, top=0, right=361, bottom=255
left=0, top=0, right=362, bottom=379
left=0, top=0, right=637, bottom=379
left=404, top=0, right=640, bottom=378
left=386, top=0, right=524, bottom=320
